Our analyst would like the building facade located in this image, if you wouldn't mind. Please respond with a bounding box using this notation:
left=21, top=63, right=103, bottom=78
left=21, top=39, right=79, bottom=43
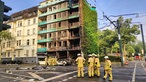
left=1, top=0, right=98, bottom=63
left=1, top=6, right=38, bottom=63
left=37, top=0, right=98, bottom=60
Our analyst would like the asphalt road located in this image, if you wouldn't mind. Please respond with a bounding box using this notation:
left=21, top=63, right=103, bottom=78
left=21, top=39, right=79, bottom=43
left=0, top=61, right=146, bottom=82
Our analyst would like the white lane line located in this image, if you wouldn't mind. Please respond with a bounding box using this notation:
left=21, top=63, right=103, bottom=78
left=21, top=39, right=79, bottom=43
left=59, top=71, right=88, bottom=82
left=28, top=72, right=44, bottom=80
left=141, top=63, right=146, bottom=71
left=73, top=75, right=77, bottom=77
left=68, top=77, right=73, bottom=79
left=132, top=62, right=137, bottom=82
left=62, top=79, right=68, bottom=81
left=40, top=71, right=77, bottom=82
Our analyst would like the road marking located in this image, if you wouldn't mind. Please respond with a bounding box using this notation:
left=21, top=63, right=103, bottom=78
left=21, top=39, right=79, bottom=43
left=141, top=63, right=146, bottom=71
left=35, top=72, right=61, bottom=74
left=28, top=72, right=44, bottom=80
left=40, top=71, right=77, bottom=82
left=62, top=79, right=68, bottom=81
left=59, top=71, right=88, bottom=82
left=0, top=75, right=25, bottom=81
left=132, top=62, right=137, bottom=82
left=68, top=77, right=73, bottom=79
left=0, top=71, right=33, bottom=79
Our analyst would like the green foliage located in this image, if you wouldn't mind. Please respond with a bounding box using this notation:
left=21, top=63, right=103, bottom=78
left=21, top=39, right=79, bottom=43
left=98, top=17, right=140, bottom=55
left=0, top=31, right=13, bottom=44
left=112, top=41, right=119, bottom=53
left=98, top=30, right=117, bottom=54
left=118, top=17, right=140, bottom=44
left=126, top=45, right=135, bottom=57
left=82, top=0, right=98, bottom=55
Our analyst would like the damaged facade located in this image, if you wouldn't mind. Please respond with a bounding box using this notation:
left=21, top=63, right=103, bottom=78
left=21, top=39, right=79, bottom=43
left=1, top=0, right=97, bottom=63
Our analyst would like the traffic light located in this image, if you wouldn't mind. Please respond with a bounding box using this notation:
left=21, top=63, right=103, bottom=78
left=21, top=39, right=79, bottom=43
left=0, top=0, right=12, bottom=31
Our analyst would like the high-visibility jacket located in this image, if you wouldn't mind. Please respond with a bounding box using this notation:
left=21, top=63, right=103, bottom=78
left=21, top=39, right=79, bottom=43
left=88, top=57, right=94, bottom=66
left=75, top=57, right=85, bottom=67
left=104, top=60, right=112, bottom=70
left=95, top=58, right=100, bottom=67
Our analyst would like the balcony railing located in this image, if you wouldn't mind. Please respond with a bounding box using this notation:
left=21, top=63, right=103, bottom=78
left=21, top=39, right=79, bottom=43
left=38, top=38, right=52, bottom=43
left=38, top=15, right=79, bottom=26
left=39, top=0, right=66, bottom=9
left=37, top=48, right=47, bottom=52
left=39, top=5, right=79, bottom=17
left=38, top=28, right=57, bottom=34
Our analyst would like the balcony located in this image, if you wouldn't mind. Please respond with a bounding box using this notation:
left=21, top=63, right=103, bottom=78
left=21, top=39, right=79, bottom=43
left=37, top=48, right=47, bottom=52
left=38, top=28, right=57, bottom=34
left=38, top=15, right=79, bottom=26
left=38, top=38, right=52, bottom=43
left=39, top=5, right=79, bottom=17
left=39, top=0, right=66, bottom=9
left=38, top=21, right=47, bottom=26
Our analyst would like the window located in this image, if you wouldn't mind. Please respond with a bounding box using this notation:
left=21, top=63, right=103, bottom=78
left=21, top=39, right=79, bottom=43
left=27, top=39, right=29, bottom=45
left=18, top=21, right=22, bottom=27
left=49, top=33, right=52, bottom=38
left=53, top=6, right=56, bottom=11
left=3, top=43, right=5, bottom=48
left=32, top=49, right=34, bottom=57
left=17, top=31, right=19, bottom=36
left=19, top=30, right=21, bottom=36
left=33, top=28, right=35, bottom=34
left=58, top=32, right=61, bottom=37
left=49, top=43, right=51, bottom=48
left=54, top=15, right=56, bottom=19
left=19, top=40, right=21, bottom=46
left=7, top=41, right=10, bottom=47
left=28, top=20, right=30, bottom=25
left=33, top=18, right=36, bottom=24
left=8, top=52, right=10, bottom=57
left=26, top=50, right=29, bottom=57
left=27, top=29, right=30, bottom=35
left=18, top=51, right=20, bottom=57
left=58, top=13, right=61, bottom=18
left=32, top=39, right=35, bottom=45
left=17, top=41, right=19, bottom=46
left=63, top=41, right=67, bottom=47
left=59, top=42, right=61, bottom=47
left=49, top=7, right=52, bottom=12
left=54, top=42, right=56, bottom=47
left=59, top=22, right=61, bottom=27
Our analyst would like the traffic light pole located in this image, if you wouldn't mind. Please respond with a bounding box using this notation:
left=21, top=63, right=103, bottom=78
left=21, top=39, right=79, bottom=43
left=104, top=15, right=124, bottom=66
left=140, top=24, right=146, bottom=60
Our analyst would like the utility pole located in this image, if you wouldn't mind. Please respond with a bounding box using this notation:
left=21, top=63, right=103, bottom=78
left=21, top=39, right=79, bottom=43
left=117, top=20, right=124, bottom=66
left=140, top=24, right=146, bottom=60
left=103, top=15, right=124, bottom=66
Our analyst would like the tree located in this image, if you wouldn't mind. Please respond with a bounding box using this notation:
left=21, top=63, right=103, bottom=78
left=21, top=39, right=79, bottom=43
left=117, top=16, right=140, bottom=56
left=112, top=41, right=119, bottom=53
left=0, top=31, right=14, bottom=62
left=98, top=29, right=117, bottom=55
left=98, top=17, right=140, bottom=56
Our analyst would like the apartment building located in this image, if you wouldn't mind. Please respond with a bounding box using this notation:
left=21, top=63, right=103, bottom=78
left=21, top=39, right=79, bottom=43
left=1, top=6, right=38, bottom=63
left=37, top=0, right=98, bottom=60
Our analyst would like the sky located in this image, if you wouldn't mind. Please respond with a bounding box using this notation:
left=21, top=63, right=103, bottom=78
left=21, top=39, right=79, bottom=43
left=2, top=0, right=146, bottom=41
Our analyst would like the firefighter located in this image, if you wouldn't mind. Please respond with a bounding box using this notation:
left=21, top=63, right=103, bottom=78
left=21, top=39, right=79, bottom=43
left=75, top=53, right=85, bottom=78
left=88, top=54, right=94, bottom=77
left=94, top=55, right=101, bottom=77
left=103, top=56, right=113, bottom=81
